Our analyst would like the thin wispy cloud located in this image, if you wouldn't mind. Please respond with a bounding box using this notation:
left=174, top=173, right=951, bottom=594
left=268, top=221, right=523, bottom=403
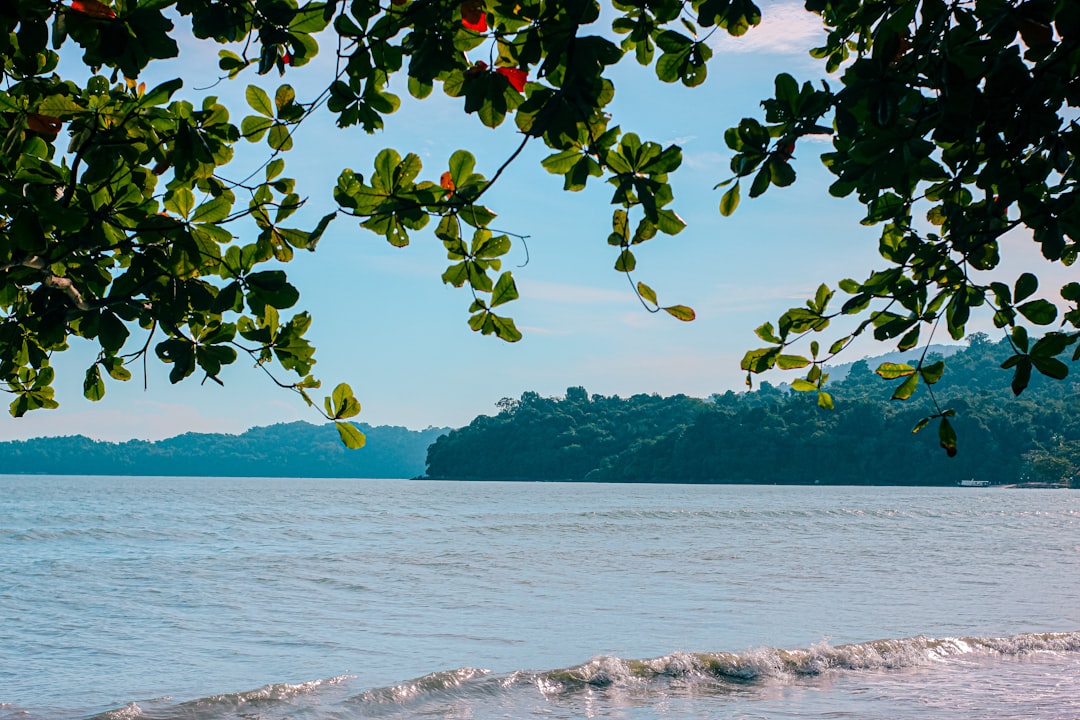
left=521, top=279, right=635, bottom=305
left=684, top=150, right=731, bottom=171
left=710, top=1, right=825, bottom=55
left=517, top=324, right=573, bottom=336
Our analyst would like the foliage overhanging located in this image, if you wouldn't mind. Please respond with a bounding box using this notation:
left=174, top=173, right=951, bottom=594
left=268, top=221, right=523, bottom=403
left=1, top=0, right=1078, bottom=452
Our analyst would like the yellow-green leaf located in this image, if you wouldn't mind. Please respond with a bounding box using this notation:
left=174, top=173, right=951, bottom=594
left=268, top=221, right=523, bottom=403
left=663, top=305, right=695, bottom=321
left=246, top=85, right=274, bottom=117
left=336, top=421, right=367, bottom=449
left=719, top=183, right=740, bottom=216
left=876, top=362, right=915, bottom=379
left=637, top=281, right=657, bottom=306
left=777, top=354, right=809, bottom=369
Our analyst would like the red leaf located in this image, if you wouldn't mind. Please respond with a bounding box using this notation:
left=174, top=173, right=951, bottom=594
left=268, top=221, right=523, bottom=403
left=151, top=155, right=172, bottom=175
left=464, top=60, right=488, bottom=77
left=27, top=113, right=62, bottom=136
left=282, top=50, right=292, bottom=66
left=460, top=0, right=487, bottom=32
left=495, top=67, right=527, bottom=93
left=70, top=0, right=116, bottom=18
left=440, top=171, right=455, bottom=197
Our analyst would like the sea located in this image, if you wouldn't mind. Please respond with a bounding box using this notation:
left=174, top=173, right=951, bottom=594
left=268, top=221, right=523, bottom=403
left=1, top=475, right=1078, bottom=720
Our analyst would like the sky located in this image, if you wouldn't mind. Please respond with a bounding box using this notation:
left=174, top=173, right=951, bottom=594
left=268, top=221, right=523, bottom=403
left=0, top=0, right=997, bottom=442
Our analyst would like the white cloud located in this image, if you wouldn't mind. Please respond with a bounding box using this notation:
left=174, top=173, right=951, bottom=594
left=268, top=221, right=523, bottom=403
left=1, top=401, right=257, bottom=442
left=685, top=150, right=731, bottom=171
left=666, top=135, right=698, bottom=146
left=710, top=0, right=825, bottom=55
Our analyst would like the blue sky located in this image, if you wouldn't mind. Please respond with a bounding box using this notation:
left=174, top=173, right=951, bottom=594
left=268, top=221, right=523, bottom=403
left=0, top=1, right=974, bottom=441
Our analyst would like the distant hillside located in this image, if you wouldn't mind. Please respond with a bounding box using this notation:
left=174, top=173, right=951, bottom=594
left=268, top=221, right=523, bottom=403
left=425, top=337, right=1080, bottom=485
left=0, top=422, right=449, bottom=478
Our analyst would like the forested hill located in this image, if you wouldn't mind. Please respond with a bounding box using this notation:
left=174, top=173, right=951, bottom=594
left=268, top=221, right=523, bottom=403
left=424, top=337, right=1080, bottom=485
left=0, top=422, right=447, bottom=478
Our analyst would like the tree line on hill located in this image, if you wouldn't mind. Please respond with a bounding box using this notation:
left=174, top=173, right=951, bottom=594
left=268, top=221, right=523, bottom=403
left=0, top=422, right=447, bottom=479
left=424, top=335, right=1080, bottom=486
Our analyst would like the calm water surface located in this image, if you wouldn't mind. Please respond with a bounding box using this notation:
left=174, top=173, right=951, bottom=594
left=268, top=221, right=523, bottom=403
left=1, top=476, right=1078, bottom=718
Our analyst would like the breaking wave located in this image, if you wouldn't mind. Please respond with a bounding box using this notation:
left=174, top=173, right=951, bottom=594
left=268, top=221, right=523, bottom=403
left=42, top=631, right=1077, bottom=720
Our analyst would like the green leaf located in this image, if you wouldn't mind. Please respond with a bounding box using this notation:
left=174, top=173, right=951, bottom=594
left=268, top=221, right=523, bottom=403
left=1014, top=272, right=1038, bottom=302
left=897, top=326, right=920, bottom=351
left=266, top=158, right=285, bottom=181
left=656, top=209, right=686, bottom=235
left=459, top=205, right=496, bottom=228
left=911, top=416, right=931, bottom=434
left=1017, top=299, right=1057, bottom=325
left=813, top=284, right=832, bottom=312
left=491, top=272, right=519, bottom=308
left=242, top=115, right=274, bottom=141
left=742, top=346, right=780, bottom=372
left=99, top=312, right=129, bottom=354
left=817, top=391, right=834, bottom=409
left=615, top=249, right=636, bottom=272
left=275, top=84, right=296, bottom=113
left=719, top=182, right=740, bottom=216
left=408, top=75, right=433, bottom=99
left=891, top=372, right=918, bottom=400
left=1030, top=331, right=1074, bottom=358
left=83, top=365, right=105, bottom=401
left=448, top=149, right=476, bottom=188
left=246, top=271, right=300, bottom=309
left=268, top=123, right=294, bottom=151
left=491, top=314, right=522, bottom=342
left=165, top=187, right=195, bottom=218
left=1032, top=355, right=1069, bottom=380
left=749, top=165, right=771, bottom=197
left=791, top=378, right=816, bottom=392
left=920, top=360, right=945, bottom=384
left=754, top=322, right=780, bottom=343
left=542, top=149, right=581, bottom=174
left=336, top=421, right=367, bottom=449
left=1012, top=326, right=1030, bottom=352
left=1007, top=356, right=1032, bottom=395
left=102, top=357, right=131, bottom=381
left=140, top=78, right=183, bottom=107
left=246, top=85, right=274, bottom=117
left=938, top=417, right=957, bottom=457
left=768, top=157, right=795, bottom=187
left=191, top=195, right=232, bottom=224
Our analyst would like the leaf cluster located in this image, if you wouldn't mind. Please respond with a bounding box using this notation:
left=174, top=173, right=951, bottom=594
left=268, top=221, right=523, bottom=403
left=723, top=1, right=1080, bottom=452
left=5, top=0, right=1079, bottom=454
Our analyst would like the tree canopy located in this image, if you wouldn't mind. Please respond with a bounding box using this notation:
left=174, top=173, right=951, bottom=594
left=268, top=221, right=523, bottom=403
left=1, top=0, right=1078, bottom=451
left=425, top=336, right=1080, bottom=484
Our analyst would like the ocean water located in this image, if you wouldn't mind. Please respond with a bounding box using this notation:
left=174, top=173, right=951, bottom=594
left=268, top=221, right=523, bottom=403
left=1, top=475, right=1078, bottom=719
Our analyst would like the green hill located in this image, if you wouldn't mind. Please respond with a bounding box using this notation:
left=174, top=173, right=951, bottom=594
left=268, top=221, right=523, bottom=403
left=0, top=421, right=448, bottom=478
left=424, top=336, right=1080, bottom=485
